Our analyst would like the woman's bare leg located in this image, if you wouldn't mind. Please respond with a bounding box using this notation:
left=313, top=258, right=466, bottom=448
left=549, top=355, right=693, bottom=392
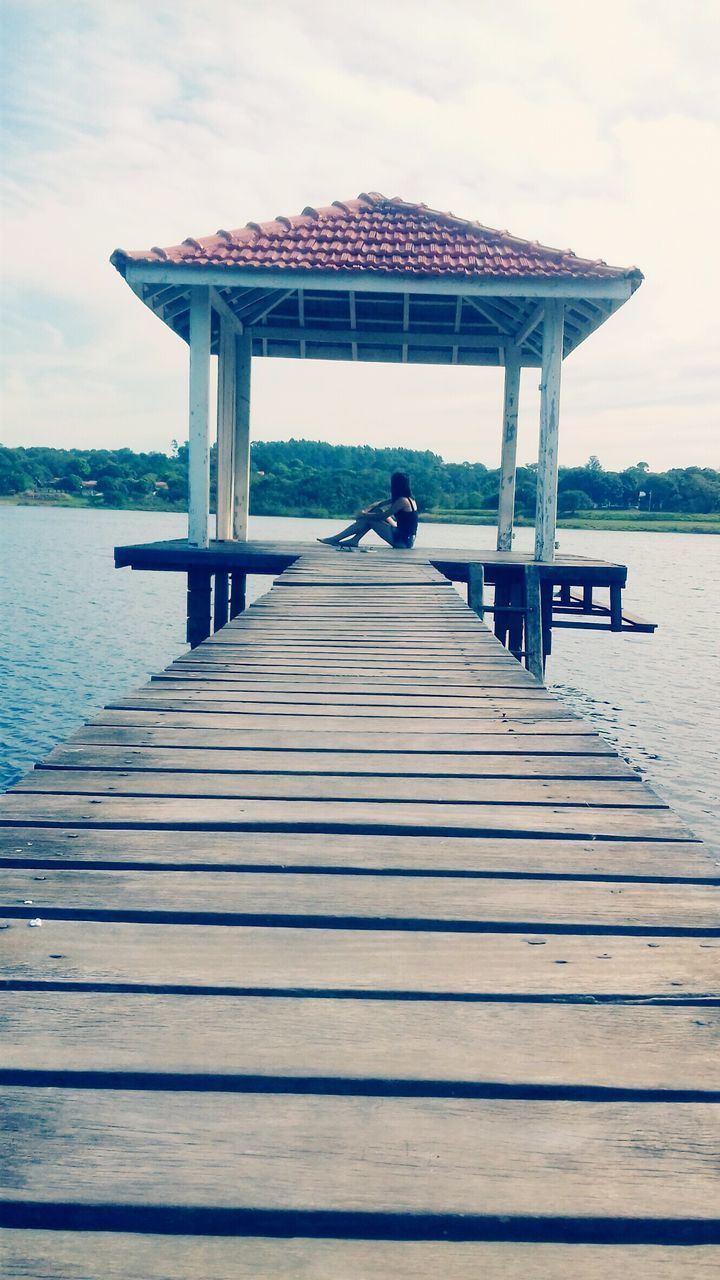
left=345, top=517, right=395, bottom=547
left=319, top=514, right=396, bottom=548
left=317, top=520, right=363, bottom=545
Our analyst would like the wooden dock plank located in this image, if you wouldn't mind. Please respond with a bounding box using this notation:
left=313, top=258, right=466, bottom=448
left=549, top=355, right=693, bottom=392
left=163, top=671, right=541, bottom=689
left=161, top=671, right=538, bottom=688
left=70, top=724, right=607, bottom=750
left=3, top=919, right=717, bottom=996
left=38, top=743, right=641, bottom=779
left=3, top=1233, right=718, bottom=1280
left=107, top=696, right=571, bottom=720
left=1, top=828, right=712, bottom=880
left=2, top=993, right=718, bottom=1092
left=1, top=1088, right=718, bottom=1220
left=12, top=768, right=660, bottom=808
left=86, top=711, right=603, bottom=735
left=146, top=683, right=546, bottom=704
left=1, top=867, right=717, bottom=928
left=0, top=794, right=686, bottom=838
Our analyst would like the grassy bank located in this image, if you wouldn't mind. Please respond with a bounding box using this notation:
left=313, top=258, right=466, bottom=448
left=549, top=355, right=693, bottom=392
left=1, top=493, right=186, bottom=513
left=3, top=494, right=718, bottom=533
left=422, top=508, right=720, bottom=534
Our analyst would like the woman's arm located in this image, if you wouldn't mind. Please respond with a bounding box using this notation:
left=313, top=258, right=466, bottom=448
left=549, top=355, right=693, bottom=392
left=359, top=498, right=393, bottom=516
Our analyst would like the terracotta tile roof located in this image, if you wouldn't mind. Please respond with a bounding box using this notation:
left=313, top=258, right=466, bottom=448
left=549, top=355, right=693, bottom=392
left=112, top=193, right=641, bottom=282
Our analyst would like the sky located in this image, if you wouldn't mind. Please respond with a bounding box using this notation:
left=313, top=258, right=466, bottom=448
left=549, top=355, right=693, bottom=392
left=1, top=0, right=719, bottom=470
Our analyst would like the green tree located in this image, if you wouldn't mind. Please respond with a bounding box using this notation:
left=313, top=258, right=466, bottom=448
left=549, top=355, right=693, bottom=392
left=559, top=489, right=595, bottom=514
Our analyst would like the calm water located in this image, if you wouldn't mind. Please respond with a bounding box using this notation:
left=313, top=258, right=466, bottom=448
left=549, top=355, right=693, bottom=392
left=1, top=506, right=718, bottom=849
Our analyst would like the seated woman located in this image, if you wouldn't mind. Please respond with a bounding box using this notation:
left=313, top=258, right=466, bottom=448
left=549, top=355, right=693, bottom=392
left=318, top=471, right=418, bottom=549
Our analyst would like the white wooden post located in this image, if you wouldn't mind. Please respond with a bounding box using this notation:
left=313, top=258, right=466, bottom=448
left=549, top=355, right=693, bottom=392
left=188, top=287, right=211, bottom=548
left=496, top=345, right=521, bottom=552
left=232, top=331, right=252, bottom=541
left=215, top=318, right=236, bottom=540
left=534, top=300, right=564, bottom=562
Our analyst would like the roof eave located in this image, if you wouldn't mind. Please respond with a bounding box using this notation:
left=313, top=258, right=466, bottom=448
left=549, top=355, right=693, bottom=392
left=115, top=257, right=640, bottom=301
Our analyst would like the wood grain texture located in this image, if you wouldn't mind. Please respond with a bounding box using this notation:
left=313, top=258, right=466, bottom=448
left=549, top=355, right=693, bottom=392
left=165, top=668, right=535, bottom=686
left=87, top=710, right=614, bottom=736
left=3, top=919, right=717, bottom=996
left=1, top=1088, right=718, bottom=1219
left=2, top=993, right=718, bottom=1091
left=2, top=868, right=717, bottom=928
left=39, top=744, right=639, bottom=779
left=70, top=725, right=608, bottom=751
left=158, top=671, right=540, bottom=689
left=0, top=794, right=685, bottom=839
left=1, top=827, right=712, bottom=878
left=3, top=1233, right=718, bottom=1279
left=13, top=769, right=658, bottom=809
left=145, top=684, right=546, bottom=705
left=107, top=696, right=572, bottom=721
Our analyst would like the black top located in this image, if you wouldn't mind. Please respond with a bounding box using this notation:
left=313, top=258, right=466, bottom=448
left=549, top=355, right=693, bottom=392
left=394, top=500, right=418, bottom=547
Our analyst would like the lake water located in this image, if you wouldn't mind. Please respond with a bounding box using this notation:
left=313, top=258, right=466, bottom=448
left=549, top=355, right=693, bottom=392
left=1, top=505, right=718, bottom=849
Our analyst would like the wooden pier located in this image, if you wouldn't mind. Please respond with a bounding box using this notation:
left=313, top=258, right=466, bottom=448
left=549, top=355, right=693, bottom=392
left=114, top=536, right=656, bottom=659
left=1, top=549, right=717, bottom=1277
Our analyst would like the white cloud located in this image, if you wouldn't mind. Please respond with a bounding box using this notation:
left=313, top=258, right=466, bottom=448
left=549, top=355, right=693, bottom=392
left=1, top=0, right=718, bottom=468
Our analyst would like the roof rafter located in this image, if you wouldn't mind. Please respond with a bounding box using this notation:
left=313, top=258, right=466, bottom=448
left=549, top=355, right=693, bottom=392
left=243, top=289, right=296, bottom=326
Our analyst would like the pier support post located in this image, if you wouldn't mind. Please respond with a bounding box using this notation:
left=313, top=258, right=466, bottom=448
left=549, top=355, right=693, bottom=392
left=540, top=578, right=554, bottom=663
left=187, top=569, right=212, bottom=648
left=216, top=318, right=237, bottom=541
left=213, top=572, right=229, bottom=631
left=497, top=346, right=521, bottom=552
left=230, top=572, right=247, bottom=619
left=524, top=566, right=544, bottom=683
left=493, top=574, right=511, bottom=646
left=508, top=575, right=525, bottom=657
left=188, top=288, right=212, bottom=549
left=467, top=564, right=485, bottom=619
left=610, top=581, right=623, bottom=631
left=534, top=300, right=564, bottom=563
left=233, top=332, right=252, bottom=542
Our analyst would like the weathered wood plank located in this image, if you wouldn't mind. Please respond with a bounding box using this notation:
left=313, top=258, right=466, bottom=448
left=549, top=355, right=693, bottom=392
left=13, top=769, right=659, bottom=809
left=39, top=744, right=640, bottom=779
left=164, top=670, right=534, bottom=688
left=2, top=993, right=718, bottom=1092
left=68, top=725, right=612, bottom=752
left=1, top=868, right=717, bottom=929
left=177, top=630, right=516, bottom=644
left=1, top=828, right=711, bottom=879
left=0, top=795, right=685, bottom=839
left=3, top=1233, right=717, bottom=1280
left=149, top=683, right=544, bottom=703
left=89, top=711, right=593, bottom=735
left=215, top=629, right=496, bottom=642
left=109, top=695, right=568, bottom=720
left=4, top=1233, right=712, bottom=1280
left=2, top=920, right=716, bottom=996
left=1, top=1088, right=718, bottom=1219
left=181, top=650, right=520, bottom=670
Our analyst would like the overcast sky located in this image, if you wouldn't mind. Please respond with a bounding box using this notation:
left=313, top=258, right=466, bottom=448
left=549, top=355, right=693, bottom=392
left=1, top=0, right=718, bottom=469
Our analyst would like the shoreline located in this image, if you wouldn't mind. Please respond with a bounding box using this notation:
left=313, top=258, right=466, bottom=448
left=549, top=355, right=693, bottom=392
left=2, top=494, right=718, bottom=535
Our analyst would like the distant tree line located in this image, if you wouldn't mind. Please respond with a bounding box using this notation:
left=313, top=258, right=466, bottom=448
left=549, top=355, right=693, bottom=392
left=1, top=440, right=719, bottom=517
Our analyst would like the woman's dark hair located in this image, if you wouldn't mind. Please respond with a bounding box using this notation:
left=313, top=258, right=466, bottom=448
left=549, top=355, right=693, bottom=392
left=390, top=471, right=413, bottom=500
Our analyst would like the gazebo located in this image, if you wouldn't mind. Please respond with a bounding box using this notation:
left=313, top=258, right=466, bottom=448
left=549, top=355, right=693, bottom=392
left=111, top=192, right=642, bottom=563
